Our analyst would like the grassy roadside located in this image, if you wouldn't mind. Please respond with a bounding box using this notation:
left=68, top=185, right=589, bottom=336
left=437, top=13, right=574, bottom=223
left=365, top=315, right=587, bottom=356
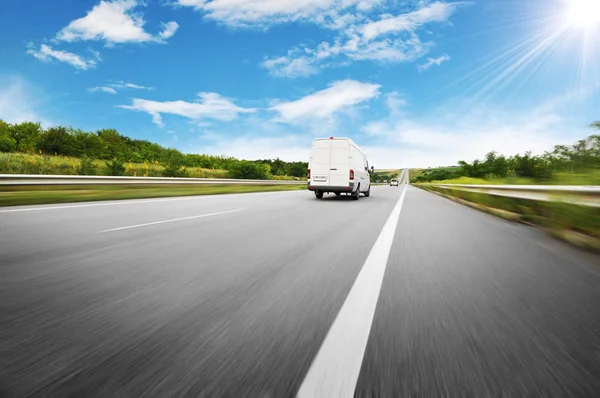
left=415, top=183, right=600, bottom=253
left=0, top=184, right=306, bottom=207
left=413, top=171, right=600, bottom=186
left=0, top=153, right=305, bottom=181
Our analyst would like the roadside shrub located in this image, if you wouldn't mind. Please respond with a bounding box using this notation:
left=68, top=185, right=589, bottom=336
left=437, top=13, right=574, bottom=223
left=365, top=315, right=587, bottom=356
left=0, top=134, right=17, bottom=152
left=105, top=158, right=125, bottom=176
left=228, top=160, right=269, bottom=180
left=162, top=163, right=189, bottom=178
left=77, top=156, right=95, bottom=175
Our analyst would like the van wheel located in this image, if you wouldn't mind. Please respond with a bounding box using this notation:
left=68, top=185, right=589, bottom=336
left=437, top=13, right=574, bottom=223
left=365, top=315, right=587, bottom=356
left=315, top=191, right=323, bottom=199
left=364, top=186, right=371, bottom=197
left=352, top=185, right=360, bottom=200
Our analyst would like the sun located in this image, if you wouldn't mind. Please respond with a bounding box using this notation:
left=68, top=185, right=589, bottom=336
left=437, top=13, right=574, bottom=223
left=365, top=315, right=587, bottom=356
left=565, top=0, right=600, bottom=29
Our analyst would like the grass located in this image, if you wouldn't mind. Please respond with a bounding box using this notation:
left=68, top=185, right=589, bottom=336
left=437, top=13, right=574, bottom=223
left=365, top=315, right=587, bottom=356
left=0, top=152, right=303, bottom=180
left=0, top=184, right=306, bottom=207
left=409, top=166, right=462, bottom=181
left=416, top=184, right=600, bottom=241
left=414, top=170, right=600, bottom=186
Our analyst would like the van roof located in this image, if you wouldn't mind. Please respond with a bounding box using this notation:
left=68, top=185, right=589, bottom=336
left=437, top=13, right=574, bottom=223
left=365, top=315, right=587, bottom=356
left=312, top=137, right=352, bottom=142
left=311, top=137, right=367, bottom=157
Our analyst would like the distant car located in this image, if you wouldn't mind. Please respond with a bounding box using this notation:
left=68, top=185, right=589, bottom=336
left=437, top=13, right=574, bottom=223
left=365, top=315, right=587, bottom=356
left=390, top=179, right=399, bottom=186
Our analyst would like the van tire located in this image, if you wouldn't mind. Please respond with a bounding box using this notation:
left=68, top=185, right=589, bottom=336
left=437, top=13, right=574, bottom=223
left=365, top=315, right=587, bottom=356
left=315, top=191, right=323, bottom=199
left=352, top=185, right=360, bottom=200
left=364, top=186, right=371, bottom=197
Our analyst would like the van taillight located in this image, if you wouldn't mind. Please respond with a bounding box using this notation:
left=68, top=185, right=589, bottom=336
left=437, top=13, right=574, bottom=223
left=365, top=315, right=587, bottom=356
left=307, top=169, right=311, bottom=179
left=349, top=169, right=354, bottom=180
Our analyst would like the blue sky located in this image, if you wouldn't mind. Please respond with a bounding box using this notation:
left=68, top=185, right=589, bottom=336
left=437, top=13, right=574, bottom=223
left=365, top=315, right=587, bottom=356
left=1, top=0, right=599, bottom=168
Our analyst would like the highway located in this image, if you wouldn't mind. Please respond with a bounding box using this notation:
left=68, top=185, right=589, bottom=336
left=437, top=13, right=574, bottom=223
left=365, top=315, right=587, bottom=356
left=2, top=170, right=600, bottom=397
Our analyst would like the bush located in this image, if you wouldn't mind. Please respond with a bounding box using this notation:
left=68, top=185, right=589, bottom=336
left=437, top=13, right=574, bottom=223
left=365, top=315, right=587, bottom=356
left=77, top=156, right=95, bottom=175
left=105, top=158, right=125, bottom=176
left=228, top=160, right=269, bottom=179
left=162, top=163, right=189, bottom=178
left=0, top=134, right=16, bottom=152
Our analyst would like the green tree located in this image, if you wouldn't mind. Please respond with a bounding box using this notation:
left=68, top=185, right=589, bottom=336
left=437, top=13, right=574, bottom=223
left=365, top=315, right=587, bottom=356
left=9, top=121, right=42, bottom=152
left=39, top=126, right=76, bottom=156
left=486, top=152, right=509, bottom=178
left=0, top=120, right=17, bottom=152
left=98, top=129, right=130, bottom=159
left=71, top=129, right=104, bottom=158
left=162, top=148, right=188, bottom=177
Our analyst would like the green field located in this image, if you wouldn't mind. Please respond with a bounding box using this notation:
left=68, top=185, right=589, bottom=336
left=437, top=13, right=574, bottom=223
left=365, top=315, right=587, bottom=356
left=0, top=184, right=306, bottom=207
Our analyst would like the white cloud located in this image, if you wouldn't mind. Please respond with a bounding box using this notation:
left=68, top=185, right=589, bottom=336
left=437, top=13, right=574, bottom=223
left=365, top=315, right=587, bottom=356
left=89, top=86, right=118, bottom=94
left=118, top=92, right=256, bottom=127
left=109, top=81, right=154, bottom=90
left=56, top=0, right=178, bottom=44
left=27, top=44, right=97, bottom=70
left=418, top=54, right=450, bottom=71
left=361, top=1, right=462, bottom=40
left=90, top=49, right=103, bottom=61
left=262, top=55, right=319, bottom=78
left=385, top=91, right=408, bottom=114
left=88, top=80, right=152, bottom=95
left=176, top=0, right=367, bottom=27
left=159, top=21, right=180, bottom=40
left=0, top=77, right=52, bottom=127
left=202, top=135, right=311, bottom=162
left=270, top=80, right=380, bottom=121
left=263, top=1, right=462, bottom=77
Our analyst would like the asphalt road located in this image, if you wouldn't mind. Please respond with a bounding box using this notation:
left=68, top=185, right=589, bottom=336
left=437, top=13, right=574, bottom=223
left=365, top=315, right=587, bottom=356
left=2, top=171, right=600, bottom=397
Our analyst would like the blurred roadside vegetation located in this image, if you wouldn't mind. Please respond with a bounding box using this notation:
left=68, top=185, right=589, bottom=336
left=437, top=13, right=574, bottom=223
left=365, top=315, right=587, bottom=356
left=0, top=119, right=307, bottom=180
left=0, top=184, right=306, bottom=207
left=411, top=122, right=600, bottom=185
left=411, top=121, right=600, bottom=250
left=370, top=169, right=401, bottom=183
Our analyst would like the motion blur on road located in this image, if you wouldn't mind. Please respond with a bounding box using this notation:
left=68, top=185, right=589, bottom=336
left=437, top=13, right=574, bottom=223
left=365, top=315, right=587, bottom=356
left=3, top=170, right=600, bottom=397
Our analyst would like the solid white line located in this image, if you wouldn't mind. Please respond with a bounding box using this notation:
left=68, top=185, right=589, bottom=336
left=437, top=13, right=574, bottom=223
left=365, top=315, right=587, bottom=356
left=297, top=181, right=408, bottom=398
left=0, top=190, right=301, bottom=213
left=98, top=209, right=244, bottom=233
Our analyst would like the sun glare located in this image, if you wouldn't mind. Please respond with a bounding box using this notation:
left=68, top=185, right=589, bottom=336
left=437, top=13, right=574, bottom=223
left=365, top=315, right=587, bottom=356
left=565, top=0, right=600, bottom=29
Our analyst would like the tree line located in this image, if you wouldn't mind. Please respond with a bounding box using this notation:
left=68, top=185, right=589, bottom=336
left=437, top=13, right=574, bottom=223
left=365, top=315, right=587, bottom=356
left=413, top=122, right=600, bottom=183
left=0, top=120, right=308, bottom=179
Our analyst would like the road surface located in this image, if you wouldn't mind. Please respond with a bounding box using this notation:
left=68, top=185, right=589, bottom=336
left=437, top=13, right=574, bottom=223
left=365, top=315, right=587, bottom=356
left=2, top=171, right=600, bottom=397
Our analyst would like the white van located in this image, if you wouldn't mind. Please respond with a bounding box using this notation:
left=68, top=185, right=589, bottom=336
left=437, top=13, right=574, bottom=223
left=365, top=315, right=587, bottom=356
left=307, top=137, right=373, bottom=200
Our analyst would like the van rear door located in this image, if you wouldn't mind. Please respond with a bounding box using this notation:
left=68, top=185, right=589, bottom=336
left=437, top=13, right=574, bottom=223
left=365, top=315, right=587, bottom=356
left=311, top=140, right=331, bottom=184
left=329, top=139, right=350, bottom=187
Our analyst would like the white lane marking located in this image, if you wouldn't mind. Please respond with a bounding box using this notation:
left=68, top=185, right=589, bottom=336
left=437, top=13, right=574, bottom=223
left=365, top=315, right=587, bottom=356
left=0, top=190, right=301, bottom=213
left=297, top=181, right=408, bottom=398
left=98, top=209, right=244, bottom=233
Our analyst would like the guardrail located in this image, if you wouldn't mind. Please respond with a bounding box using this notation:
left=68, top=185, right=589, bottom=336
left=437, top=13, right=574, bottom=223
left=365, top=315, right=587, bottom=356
left=432, top=183, right=600, bottom=207
left=0, top=174, right=307, bottom=186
